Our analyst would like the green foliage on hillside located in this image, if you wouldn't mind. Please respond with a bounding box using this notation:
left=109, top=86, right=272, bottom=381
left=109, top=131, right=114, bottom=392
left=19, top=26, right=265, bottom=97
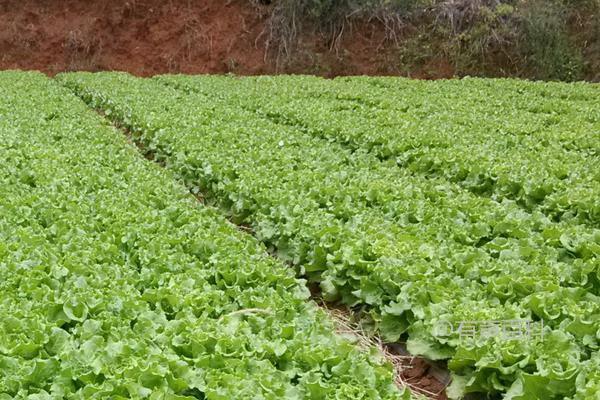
left=262, top=0, right=600, bottom=81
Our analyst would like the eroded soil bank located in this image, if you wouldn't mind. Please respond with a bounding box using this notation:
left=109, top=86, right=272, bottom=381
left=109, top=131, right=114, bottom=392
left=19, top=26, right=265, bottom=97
left=0, top=0, right=454, bottom=77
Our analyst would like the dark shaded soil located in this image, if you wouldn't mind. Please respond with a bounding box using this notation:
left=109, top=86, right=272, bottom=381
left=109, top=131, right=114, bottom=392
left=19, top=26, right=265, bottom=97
left=399, top=356, right=449, bottom=400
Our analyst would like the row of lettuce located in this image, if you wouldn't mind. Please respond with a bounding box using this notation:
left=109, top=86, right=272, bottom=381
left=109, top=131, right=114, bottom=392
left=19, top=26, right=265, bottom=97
left=159, top=74, right=600, bottom=229
left=58, top=72, right=600, bottom=399
left=0, top=71, right=404, bottom=399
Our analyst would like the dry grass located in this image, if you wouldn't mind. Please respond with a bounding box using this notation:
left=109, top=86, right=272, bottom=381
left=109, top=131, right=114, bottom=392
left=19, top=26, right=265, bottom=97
left=64, top=29, right=102, bottom=71
left=318, top=301, right=447, bottom=399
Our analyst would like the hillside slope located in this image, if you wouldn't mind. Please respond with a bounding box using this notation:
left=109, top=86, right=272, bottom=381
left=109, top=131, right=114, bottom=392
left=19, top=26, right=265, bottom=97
left=0, top=1, right=597, bottom=79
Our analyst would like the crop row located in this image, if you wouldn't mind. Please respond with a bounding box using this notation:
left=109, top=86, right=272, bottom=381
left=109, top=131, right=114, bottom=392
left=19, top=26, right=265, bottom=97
left=60, top=72, right=600, bottom=399
left=157, top=75, right=600, bottom=229
left=0, top=71, right=402, bottom=399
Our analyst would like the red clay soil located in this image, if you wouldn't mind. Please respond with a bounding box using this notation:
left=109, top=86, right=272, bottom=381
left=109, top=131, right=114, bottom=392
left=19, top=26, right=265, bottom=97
left=0, top=0, right=453, bottom=78
left=0, top=0, right=265, bottom=75
left=400, top=357, right=449, bottom=400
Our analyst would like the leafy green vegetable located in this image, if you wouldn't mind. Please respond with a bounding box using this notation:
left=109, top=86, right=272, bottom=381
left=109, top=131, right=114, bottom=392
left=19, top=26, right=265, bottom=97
left=0, top=71, right=401, bottom=399
left=57, top=71, right=600, bottom=399
left=159, top=74, right=600, bottom=229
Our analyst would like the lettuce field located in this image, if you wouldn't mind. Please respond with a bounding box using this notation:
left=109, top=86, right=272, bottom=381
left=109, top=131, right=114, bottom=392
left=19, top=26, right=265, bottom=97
left=1, top=71, right=599, bottom=399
